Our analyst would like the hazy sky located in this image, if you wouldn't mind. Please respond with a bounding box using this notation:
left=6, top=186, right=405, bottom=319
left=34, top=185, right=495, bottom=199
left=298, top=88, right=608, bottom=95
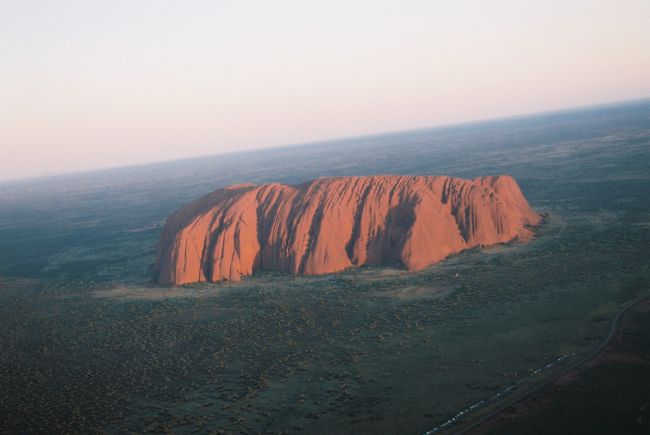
left=1, top=0, right=649, bottom=181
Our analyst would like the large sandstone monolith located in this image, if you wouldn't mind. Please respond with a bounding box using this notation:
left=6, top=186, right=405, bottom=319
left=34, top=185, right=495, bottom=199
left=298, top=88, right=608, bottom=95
left=156, top=175, right=540, bottom=286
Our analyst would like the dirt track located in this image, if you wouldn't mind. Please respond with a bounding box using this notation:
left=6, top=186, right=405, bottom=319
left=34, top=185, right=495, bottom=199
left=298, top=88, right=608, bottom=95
left=459, top=293, right=650, bottom=434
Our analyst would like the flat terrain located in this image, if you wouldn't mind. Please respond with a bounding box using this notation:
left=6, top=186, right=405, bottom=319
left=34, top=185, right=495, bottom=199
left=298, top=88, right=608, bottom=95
left=0, top=100, right=649, bottom=434
left=472, top=296, right=650, bottom=434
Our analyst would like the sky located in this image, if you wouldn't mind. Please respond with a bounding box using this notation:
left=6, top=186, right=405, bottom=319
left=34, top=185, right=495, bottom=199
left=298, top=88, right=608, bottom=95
left=1, top=0, right=649, bottom=181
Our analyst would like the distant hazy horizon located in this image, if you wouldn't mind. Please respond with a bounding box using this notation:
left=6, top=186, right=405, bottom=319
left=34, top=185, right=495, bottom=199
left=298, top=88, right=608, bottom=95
left=2, top=0, right=650, bottom=181
left=1, top=97, right=649, bottom=184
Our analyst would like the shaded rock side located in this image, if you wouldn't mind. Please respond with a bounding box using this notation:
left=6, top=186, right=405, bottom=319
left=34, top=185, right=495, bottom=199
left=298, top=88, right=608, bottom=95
left=156, top=175, right=540, bottom=285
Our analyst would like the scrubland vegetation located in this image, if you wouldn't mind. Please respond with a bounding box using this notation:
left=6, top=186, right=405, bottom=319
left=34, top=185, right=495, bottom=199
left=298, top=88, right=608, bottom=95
left=1, top=101, right=648, bottom=433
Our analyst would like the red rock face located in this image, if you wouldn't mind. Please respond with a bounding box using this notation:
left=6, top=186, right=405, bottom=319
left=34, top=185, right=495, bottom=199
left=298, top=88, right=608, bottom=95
left=156, top=175, right=540, bottom=286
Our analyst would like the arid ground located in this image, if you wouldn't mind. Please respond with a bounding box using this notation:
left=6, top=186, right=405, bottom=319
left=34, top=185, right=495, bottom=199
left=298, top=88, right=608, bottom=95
left=469, top=296, right=650, bottom=434
left=1, top=100, right=649, bottom=434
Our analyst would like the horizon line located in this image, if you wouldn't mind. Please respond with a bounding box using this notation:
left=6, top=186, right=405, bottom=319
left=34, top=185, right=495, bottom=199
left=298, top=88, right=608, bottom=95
left=2, top=95, right=649, bottom=186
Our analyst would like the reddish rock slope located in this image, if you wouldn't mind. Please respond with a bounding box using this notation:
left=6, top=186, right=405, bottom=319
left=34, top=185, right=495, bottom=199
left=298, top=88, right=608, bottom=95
left=156, top=175, right=540, bottom=286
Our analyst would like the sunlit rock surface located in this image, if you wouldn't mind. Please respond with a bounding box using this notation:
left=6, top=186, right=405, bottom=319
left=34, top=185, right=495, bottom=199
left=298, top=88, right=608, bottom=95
left=156, top=175, right=540, bottom=285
